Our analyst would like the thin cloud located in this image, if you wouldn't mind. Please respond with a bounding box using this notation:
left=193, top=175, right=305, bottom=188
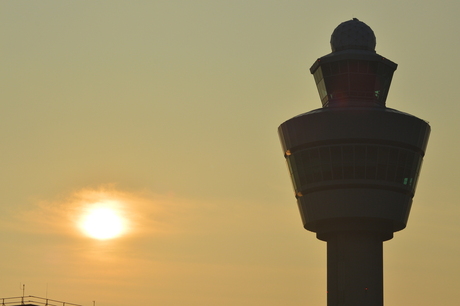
left=13, top=185, right=194, bottom=239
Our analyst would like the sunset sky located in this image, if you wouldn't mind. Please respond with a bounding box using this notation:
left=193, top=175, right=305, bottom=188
left=1, top=1, right=459, bottom=305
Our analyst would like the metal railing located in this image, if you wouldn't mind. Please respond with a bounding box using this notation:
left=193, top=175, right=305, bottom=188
left=0, top=296, right=82, bottom=306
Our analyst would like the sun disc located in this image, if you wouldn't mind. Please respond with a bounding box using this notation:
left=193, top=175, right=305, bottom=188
left=80, top=206, right=125, bottom=240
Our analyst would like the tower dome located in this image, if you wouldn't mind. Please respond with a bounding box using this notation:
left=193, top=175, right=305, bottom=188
left=330, top=18, right=376, bottom=52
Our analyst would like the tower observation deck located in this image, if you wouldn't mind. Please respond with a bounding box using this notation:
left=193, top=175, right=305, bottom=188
left=278, top=19, right=430, bottom=306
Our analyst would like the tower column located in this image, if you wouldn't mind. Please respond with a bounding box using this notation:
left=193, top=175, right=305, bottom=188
left=327, top=231, right=383, bottom=306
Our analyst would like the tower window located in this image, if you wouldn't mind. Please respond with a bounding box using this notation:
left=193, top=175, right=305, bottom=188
left=288, top=144, right=422, bottom=194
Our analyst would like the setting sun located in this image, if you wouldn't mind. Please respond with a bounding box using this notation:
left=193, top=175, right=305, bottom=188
left=79, top=203, right=127, bottom=240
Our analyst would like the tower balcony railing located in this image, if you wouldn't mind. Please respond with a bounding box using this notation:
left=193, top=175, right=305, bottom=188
left=0, top=296, right=81, bottom=306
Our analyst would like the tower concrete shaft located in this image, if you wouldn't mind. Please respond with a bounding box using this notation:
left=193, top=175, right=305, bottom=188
left=327, top=232, right=383, bottom=305
left=278, top=19, right=430, bottom=306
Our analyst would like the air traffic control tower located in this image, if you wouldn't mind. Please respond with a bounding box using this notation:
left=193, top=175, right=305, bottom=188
left=278, top=19, right=430, bottom=306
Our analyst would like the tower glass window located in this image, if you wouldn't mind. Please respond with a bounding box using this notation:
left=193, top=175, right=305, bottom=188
left=287, top=144, right=423, bottom=195
left=313, top=60, right=395, bottom=107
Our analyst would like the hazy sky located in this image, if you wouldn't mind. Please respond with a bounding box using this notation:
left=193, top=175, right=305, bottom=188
left=1, top=1, right=459, bottom=305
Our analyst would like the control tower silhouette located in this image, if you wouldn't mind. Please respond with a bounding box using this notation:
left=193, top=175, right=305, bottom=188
left=278, top=19, right=430, bottom=306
